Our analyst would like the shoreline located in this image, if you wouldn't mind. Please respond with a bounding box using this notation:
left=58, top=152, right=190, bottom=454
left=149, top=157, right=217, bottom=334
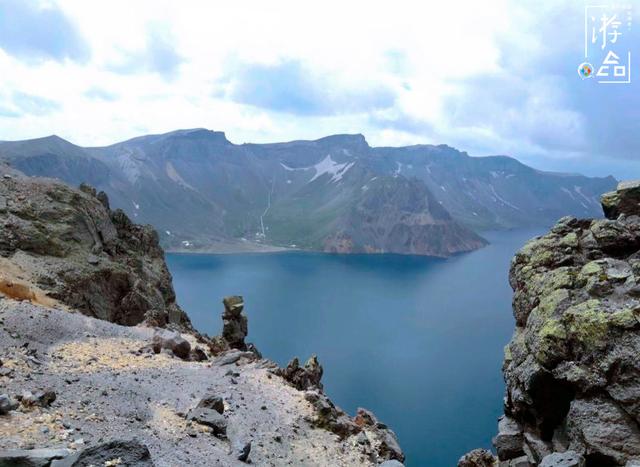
left=165, top=242, right=298, bottom=255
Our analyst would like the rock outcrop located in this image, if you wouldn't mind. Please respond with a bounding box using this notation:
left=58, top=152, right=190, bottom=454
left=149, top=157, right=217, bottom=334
left=221, top=295, right=248, bottom=350
left=0, top=169, right=191, bottom=329
left=458, top=448, right=498, bottom=467
left=463, top=181, right=640, bottom=466
left=275, top=355, right=324, bottom=391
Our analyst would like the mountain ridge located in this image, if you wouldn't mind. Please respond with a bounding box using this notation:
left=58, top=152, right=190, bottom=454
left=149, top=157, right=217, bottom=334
left=0, top=130, right=616, bottom=257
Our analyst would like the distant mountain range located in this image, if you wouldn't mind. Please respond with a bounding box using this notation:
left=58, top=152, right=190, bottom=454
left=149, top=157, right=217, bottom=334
left=0, top=129, right=616, bottom=257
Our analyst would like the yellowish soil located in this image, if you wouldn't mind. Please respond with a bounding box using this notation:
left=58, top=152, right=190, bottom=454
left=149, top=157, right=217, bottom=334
left=48, top=338, right=187, bottom=373
left=0, top=257, right=60, bottom=308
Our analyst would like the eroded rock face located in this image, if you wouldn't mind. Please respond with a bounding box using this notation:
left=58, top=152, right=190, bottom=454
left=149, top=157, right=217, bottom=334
left=0, top=173, right=191, bottom=329
left=494, top=182, right=640, bottom=465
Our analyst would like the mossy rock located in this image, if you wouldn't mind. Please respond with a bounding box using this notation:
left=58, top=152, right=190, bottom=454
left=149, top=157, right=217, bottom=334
left=534, top=317, right=567, bottom=365
left=563, top=300, right=609, bottom=350
left=536, top=289, right=571, bottom=319
left=560, top=232, right=579, bottom=248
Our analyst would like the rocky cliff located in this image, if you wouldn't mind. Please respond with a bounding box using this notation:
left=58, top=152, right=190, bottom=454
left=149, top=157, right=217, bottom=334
left=0, top=170, right=404, bottom=466
left=461, top=181, right=640, bottom=467
left=322, top=175, right=486, bottom=256
left=0, top=166, right=191, bottom=329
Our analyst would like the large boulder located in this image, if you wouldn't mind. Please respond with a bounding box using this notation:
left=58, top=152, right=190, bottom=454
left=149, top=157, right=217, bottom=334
left=493, top=416, right=524, bottom=460
left=196, top=393, right=224, bottom=414
left=50, top=439, right=153, bottom=466
left=186, top=407, right=227, bottom=438
left=0, top=394, right=18, bottom=415
left=601, top=180, right=640, bottom=220
left=151, top=329, right=191, bottom=359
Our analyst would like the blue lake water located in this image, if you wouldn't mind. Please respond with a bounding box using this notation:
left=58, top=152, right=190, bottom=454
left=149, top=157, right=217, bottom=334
left=166, top=229, right=543, bottom=467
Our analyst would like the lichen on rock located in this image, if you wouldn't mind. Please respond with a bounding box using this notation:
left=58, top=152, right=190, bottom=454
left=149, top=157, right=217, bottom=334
left=476, top=181, right=640, bottom=466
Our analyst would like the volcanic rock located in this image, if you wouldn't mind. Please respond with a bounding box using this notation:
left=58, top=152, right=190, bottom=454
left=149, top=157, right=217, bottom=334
left=275, top=355, right=323, bottom=391
left=50, top=439, right=153, bottom=466
left=151, top=329, right=191, bottom=360
left=0, top=174, right=191, bottom=329
left=221, top=296, right=248, bottom=350
left=461, top=182, right=640, bottom=465
left=457, top=448, right=497, bottom=467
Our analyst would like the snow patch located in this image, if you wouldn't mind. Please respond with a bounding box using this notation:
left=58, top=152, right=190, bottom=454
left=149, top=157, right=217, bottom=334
left=281, top=156, right=353, bottom=183
left=574, top=186, right=595, bottom=205
left=394, top=162, right=402, bottom=176
left=280, top=162, right=305, bottom=171
left=561, top=187, right=576, bottom=200
left=309, top=155, right=354, bottom=183
left=489, top=185, right=521, bottom=211
left=132, top=201, right=140, bottom=210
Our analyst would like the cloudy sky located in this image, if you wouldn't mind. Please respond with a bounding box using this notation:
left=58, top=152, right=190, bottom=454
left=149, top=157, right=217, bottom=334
left=0, top=0, right=638, bottom=178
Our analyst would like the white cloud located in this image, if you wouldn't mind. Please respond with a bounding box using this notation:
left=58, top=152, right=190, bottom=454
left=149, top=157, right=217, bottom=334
left=0, top=0, right=511, bottom=144
left=0, top=0, right=637, bottom=180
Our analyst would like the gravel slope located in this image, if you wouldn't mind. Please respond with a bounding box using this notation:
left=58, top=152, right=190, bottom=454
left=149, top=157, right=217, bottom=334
left=0, top=299, right=385, bottom=466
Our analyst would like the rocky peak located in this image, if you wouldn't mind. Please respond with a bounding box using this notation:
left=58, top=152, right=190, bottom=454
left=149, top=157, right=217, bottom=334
left=601, top=180, right=640, bottom=220
left=315, top=133, right=370, bottom=152
left=170, top=128, right=229, bottom=144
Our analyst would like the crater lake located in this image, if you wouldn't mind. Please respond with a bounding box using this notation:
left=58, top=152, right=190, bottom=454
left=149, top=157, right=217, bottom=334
left=166, top=229, right=543, bottom=466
